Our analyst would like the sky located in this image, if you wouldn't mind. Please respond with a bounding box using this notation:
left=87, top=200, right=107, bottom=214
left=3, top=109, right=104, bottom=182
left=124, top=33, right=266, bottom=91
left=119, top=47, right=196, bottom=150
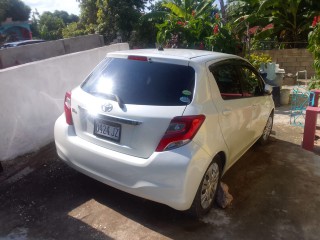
left=22, top=0, right=81, bottom=15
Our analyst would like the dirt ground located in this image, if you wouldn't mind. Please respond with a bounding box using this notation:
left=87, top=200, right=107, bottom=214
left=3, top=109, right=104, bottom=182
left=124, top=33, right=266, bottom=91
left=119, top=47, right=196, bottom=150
left=1, top=106, right=320, bottom=240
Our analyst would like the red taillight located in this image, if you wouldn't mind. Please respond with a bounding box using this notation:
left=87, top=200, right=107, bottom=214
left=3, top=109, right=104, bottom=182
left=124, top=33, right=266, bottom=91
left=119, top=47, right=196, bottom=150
left=128, top=55, right=148, bottom=61
left=64, top=91, right=73, bottom=125
left=156, top=115, right=206, bottom=152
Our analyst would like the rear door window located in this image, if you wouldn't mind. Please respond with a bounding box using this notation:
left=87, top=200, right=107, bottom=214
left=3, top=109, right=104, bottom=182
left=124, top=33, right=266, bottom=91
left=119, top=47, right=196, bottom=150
left=210, top=64, right=243, bottom=100
left=238, top=65, right=264, bottom=97
left=81, top=58, right=195, bottom=106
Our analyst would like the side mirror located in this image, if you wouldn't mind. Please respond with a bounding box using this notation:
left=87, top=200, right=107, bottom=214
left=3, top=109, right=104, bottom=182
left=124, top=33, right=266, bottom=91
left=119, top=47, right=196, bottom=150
left=264, top=84, right=273, bottom=95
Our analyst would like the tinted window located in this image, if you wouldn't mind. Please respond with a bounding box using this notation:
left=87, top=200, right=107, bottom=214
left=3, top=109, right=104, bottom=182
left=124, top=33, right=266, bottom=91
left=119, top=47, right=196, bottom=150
left=210, top=65, right=242, bottom=100
left=239, top=65, right=264, bottom=97
left=82, top=58, right=195, bottom=106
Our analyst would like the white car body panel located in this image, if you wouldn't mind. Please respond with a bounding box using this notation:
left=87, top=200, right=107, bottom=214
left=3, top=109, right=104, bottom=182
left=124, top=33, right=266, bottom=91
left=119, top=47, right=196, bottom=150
left=55, top=114, right=210, bottom=210
left=251, top=96, right=273, bottom=139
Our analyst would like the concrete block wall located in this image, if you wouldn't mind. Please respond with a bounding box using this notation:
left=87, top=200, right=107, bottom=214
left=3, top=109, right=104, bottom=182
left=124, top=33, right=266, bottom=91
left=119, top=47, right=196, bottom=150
left=62, top=34, right=104, bottom=53
left=0, top=34, right=105, bottom=69
left=255, top=49, right=315, bottom=78
left=0, top=43, right=129, bottom=161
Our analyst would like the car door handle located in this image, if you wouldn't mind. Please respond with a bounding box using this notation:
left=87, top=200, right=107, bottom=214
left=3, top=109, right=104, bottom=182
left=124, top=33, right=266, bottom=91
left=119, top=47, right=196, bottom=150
left=222, top=109, right=232, bottom=116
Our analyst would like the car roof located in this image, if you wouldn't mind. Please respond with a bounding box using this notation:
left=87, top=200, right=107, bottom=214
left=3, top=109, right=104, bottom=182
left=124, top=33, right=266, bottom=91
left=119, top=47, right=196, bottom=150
left=107, top=48, right=242, bottom=63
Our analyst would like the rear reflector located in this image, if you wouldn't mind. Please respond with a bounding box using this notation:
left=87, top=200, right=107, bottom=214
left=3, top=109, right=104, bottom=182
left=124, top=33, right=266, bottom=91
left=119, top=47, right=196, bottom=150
left=156, top=115, right=205, bottom=152
left=64, top=91, right=73, bottom=125
left=128, top=55, right=148, bottom=61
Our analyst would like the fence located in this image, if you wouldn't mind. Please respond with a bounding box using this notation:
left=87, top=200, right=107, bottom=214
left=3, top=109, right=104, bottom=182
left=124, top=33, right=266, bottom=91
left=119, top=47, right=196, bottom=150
left=252, top=41, right=308, bottom=50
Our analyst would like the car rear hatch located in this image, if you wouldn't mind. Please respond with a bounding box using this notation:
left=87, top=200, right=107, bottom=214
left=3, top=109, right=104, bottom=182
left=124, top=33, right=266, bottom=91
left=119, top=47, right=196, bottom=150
left=70, top=55, right=195, bottom=159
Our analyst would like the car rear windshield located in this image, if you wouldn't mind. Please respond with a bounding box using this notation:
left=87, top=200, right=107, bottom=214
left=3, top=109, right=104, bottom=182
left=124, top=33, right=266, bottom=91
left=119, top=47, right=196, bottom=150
left=81, top=57, right=195, bottom=106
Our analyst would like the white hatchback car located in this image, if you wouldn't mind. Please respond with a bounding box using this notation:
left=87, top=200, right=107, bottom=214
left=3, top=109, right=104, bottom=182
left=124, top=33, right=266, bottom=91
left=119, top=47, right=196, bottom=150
left=54, top=49, right=274, bottom=216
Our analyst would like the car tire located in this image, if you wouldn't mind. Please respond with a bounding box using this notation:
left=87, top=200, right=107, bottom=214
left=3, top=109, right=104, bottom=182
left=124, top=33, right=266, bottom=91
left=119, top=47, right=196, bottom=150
left=258, top=112, right=273, bottom=145
left=189, top=155, right=222, bottom=218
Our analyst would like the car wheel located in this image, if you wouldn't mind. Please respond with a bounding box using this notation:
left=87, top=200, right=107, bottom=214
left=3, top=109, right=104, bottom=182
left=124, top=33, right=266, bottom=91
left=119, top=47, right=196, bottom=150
left=189, top=155, right=222, bottom=217
left=259, top=113, right=273, bottom=145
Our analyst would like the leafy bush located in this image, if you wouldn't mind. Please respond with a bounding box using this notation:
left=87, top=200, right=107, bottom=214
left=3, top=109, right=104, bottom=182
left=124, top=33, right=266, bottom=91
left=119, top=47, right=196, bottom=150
left=246, top=53, right=272, bottom=70
left=205, top=21, right=241, bottom=54
left=308, top=16, right=320, bottom=84
left=153, top=1, right=241, bottom=54
left=308, top=77, right=320, bottom=90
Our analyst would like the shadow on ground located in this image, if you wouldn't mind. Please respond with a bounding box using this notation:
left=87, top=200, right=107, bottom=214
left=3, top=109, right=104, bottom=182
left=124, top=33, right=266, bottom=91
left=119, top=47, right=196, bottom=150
left=1, top=135, right=320, bottom=239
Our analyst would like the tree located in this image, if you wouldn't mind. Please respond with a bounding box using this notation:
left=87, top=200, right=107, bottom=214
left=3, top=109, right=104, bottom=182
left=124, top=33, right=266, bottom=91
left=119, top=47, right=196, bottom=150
left=144, top=0, right=217, bottom=47
left=142, top=0, right=242, bottom=53
left=52, top=10, right=79, bottom=24
left=32, top=10, right=80, bottom=40
left=38, top=12, right=65, bottom=40
left=226, top=0, right=320, bottom=49
left=0, top=0, right=31, bottom=22
left=226, top=0, right=260, bottom=20
left=132, top=1, right=167, bottom=48
left=77, top=0, right=98, bottom=29
left=206, top=14, right=241, bottom=54
left=226, top=0, right=267, bottom=54
left=30, top=10, right=41, bottom=39
left=257, top=0, right=320, bottom=46
left=62, top=22, right=86, bottom=38
left=218, top=0, right=226, bottom=21
left=77, top=0, right=149, bottom=43
left=226, top=0, right=265, bottom=34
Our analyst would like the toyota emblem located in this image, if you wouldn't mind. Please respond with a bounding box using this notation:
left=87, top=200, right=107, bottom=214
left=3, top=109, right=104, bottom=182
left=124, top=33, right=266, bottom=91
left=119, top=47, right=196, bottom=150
left=101, top=103, right=113, bottom=112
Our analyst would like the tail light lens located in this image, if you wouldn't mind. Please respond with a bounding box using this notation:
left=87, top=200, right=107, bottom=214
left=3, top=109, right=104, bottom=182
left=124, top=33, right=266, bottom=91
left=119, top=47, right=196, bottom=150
left=64, top=91, right=73, bottom=125
left=156, top=115, right=205, bottom=152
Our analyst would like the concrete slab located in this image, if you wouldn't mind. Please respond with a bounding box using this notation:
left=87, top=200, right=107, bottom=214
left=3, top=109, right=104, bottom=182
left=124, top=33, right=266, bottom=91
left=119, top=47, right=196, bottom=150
left=0, top=107, right=320, bottom=239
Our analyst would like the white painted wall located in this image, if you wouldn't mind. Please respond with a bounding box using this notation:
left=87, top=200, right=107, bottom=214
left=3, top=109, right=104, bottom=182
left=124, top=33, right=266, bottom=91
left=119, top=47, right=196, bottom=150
left=0, top=43, right=129, bottom=160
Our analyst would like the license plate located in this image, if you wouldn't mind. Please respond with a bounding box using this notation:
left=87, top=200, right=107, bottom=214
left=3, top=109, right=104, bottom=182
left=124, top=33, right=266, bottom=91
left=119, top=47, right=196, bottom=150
left=94, top=120, right=121, bottom=142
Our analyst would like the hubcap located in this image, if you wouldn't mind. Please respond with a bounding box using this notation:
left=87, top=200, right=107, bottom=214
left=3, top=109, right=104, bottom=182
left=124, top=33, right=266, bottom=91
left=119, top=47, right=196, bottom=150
left=200, top=162, right=219, bottom=209
left=263, top=116, right=273, bottom=140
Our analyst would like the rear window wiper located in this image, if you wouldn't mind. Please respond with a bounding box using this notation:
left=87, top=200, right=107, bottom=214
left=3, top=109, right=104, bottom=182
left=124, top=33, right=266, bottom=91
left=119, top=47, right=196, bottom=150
left=89, top=91, right=125, bottom=109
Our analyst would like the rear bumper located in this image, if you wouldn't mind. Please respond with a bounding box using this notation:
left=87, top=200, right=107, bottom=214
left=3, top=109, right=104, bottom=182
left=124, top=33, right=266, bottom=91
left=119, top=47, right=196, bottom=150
left=54, top=114, right=212, bottom=210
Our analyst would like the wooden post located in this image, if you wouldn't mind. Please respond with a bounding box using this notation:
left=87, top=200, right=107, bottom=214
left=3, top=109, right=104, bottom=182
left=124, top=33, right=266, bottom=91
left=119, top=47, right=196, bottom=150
left=302, top=106, right=320, bottom=151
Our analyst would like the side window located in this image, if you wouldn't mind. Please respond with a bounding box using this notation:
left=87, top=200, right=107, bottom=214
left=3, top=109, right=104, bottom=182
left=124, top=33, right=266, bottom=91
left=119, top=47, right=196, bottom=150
left=239, top=66, right=264, bottom=97
left=210, top=65, right=242, bottom=100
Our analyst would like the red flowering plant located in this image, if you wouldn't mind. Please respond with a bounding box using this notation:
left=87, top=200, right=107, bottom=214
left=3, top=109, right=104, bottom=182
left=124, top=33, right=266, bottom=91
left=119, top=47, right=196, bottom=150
left=205, top=13, right=240, bottom=54
left=154, top=0, right=219, bottom=49
left=153, top=0, right=240, bottom=52
left=312, top=16, right=320, bottom=28
left=156, top=9, right=214, bottom=49
left=157, top=11, right=240, bottom=53
left=213, top=24, right=219, bottom=34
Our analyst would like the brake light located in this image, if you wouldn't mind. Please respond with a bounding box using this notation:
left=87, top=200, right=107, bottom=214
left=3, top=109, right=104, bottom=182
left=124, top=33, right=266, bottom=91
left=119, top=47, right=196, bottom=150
left=64, top=91, right=73, bottom=125
left=128, top=55, right=148, bottom=61
left=156, top=115, right=205, bottom=152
